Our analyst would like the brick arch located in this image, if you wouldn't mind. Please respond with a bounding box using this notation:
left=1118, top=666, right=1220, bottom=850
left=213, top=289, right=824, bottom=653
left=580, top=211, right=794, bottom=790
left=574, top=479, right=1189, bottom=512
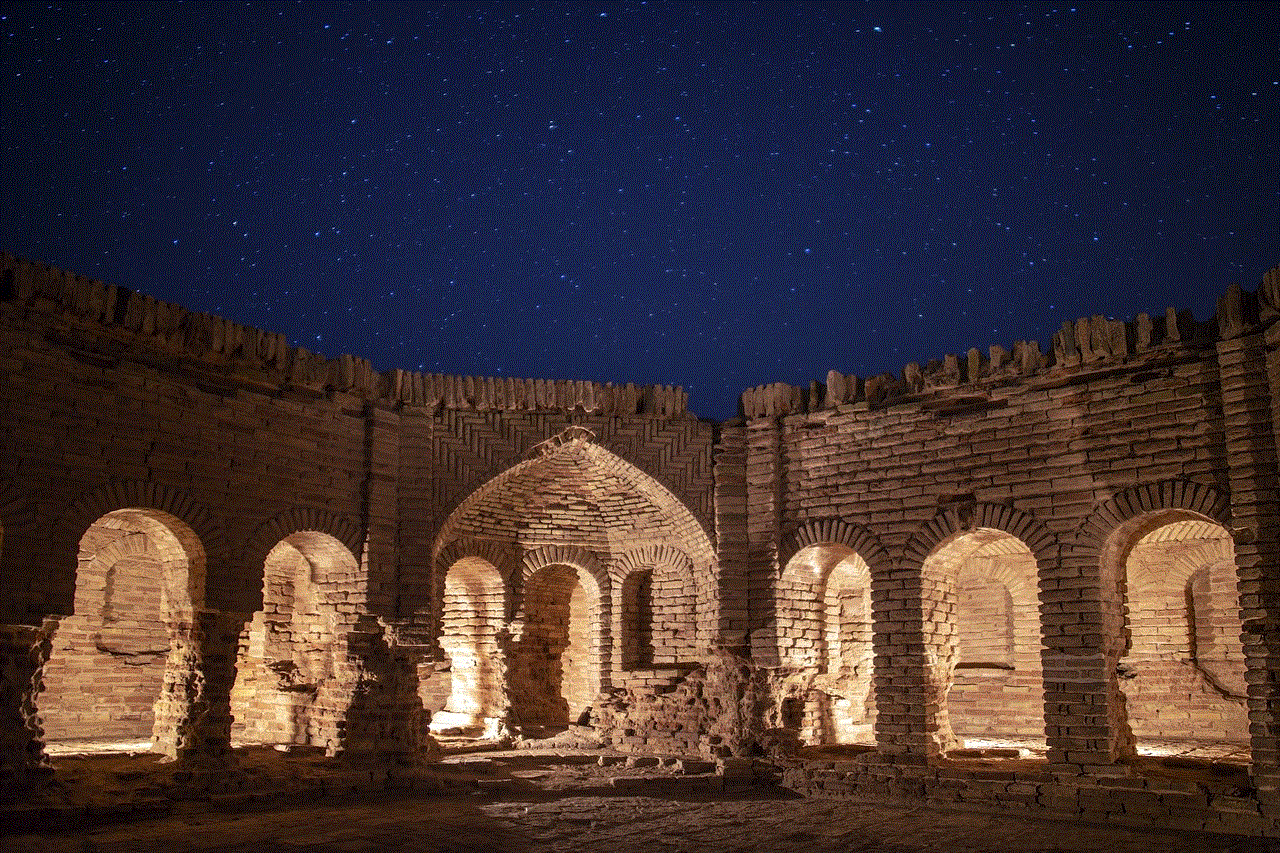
left=237, top=508, right=364, bottom=615
left=1071, top=479, right=1232, bottom=669
left=243, top=507, right=365, bottom=575
left=895, top=503, right=1055, bottom=757
left=79, top=526, right=199, bottom=622
left=428, top=537, right=523, bottom=639
left=513, top=543, right=612, bottom=723
left=434, top=436, right=716, bottom=573
left=53, top=480, right=226, bottom=617
left=1077, top=480, right=1246, bottom=756
left=520, top=544, right=609, bottom=607
left=435, top=551, right=510, bottom=723
left=58, top=480, right=226, bottom=566
left=432, top=434, right=717, bottom=651
left=1073, top=479, right=1231, bottom=557
left=904, top=502, right=1057, bottom=569
left=42, top=492, right=220, bottom=756
left=780, top=518, right=892, bottom=579
left=610, top=543, right=698, bottom=668
left=429, top=420, right=715, bottom=556
left=608, top=543, right=692, bottom=585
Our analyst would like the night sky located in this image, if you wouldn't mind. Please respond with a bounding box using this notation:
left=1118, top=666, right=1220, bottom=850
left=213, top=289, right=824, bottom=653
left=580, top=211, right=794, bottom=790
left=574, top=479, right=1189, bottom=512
left=2, top=2, right=1276, bottom=420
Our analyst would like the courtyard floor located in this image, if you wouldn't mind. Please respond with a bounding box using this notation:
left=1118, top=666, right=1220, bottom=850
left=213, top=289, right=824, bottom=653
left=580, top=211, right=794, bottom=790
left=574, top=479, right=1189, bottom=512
left=4, top=744, right=1276, bottom=853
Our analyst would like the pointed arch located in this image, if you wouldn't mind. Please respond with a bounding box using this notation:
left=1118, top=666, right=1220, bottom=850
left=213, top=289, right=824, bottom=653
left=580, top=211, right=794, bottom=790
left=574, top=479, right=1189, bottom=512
left=900, top=503, right=1056, bottom=754
left=431, top=434, right=716, bottom=650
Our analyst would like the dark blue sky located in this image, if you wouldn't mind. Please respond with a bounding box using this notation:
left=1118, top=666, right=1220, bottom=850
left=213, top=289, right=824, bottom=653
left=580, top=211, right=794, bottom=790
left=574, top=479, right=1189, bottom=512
left=2, top=2, right=1276, bottom=420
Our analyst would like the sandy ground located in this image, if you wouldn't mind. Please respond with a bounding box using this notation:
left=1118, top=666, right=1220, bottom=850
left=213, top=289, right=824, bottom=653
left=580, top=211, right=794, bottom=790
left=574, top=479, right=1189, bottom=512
left=3, top=745, right=1276, bottom=853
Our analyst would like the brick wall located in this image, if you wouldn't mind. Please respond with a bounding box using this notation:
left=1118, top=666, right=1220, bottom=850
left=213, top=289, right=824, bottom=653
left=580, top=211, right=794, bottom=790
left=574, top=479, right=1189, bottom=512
left=1, top=251, right=1277, bottom=837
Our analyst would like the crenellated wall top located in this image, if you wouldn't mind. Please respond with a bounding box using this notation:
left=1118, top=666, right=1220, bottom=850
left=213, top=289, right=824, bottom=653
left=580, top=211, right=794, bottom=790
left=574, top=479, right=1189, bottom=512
left=737, top=265, right=1280, bottom=420
left=0, top=253, right=690, bottom=418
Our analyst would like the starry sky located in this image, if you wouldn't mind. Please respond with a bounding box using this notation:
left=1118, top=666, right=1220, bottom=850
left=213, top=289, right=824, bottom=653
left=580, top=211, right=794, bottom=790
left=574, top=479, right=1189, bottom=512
left=2, top=2, right=1276, bottom=420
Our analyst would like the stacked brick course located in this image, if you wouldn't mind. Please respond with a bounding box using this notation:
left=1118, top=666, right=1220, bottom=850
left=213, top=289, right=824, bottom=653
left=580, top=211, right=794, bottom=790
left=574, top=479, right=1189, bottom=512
left=0, top=252, right=1277, bottom=837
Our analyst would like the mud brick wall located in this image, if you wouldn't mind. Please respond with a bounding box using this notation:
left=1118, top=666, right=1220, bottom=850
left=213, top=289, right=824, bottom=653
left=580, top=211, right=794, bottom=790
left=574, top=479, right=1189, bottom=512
left=0, top=252, right=715, bottom=769
left=1, top=251, right=1277, bottom=838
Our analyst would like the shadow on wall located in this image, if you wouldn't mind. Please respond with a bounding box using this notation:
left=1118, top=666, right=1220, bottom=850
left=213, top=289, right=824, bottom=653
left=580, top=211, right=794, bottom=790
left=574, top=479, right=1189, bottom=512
left=509, top=563, right=601, bottom=728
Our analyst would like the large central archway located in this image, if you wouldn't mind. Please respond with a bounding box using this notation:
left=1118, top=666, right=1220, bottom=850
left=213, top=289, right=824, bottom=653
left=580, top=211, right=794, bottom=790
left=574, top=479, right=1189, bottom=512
left=423, top=429, right=716, bottom=737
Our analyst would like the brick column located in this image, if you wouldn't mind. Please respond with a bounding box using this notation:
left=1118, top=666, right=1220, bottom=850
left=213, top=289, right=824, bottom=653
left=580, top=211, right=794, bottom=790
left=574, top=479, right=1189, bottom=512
left=873, top=540, right=965, bottom=763
left=1216, top=306, right=1280, bottom=814
left=327, top=404, right=431, bottom=763
left=0, top=621, right=54, bottom=795
left=153, top=609, right=247, bottom=767
left=745, top=418, right=783, bottom=665
left=362, top=402, right=401, bottom=616
left=713, top=423, right=749, bottom=653
left=336, top=615, right=433, bottom=764
left=1040, top=542, right=1131, bottom=771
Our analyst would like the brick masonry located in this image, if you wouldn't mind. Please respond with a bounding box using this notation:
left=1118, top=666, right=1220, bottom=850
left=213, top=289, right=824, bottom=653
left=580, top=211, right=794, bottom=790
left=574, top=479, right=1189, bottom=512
left=0, top=252, right=1277, bottom=837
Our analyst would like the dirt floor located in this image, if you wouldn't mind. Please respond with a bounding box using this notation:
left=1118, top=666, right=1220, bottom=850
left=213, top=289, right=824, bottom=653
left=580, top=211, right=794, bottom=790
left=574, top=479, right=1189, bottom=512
left=4, top=744, right=1278, bottom=853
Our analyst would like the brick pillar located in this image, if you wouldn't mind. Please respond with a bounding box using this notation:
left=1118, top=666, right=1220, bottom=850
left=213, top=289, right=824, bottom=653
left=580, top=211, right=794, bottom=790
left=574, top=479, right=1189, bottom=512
left=330, top=403, right=432, bottom=763
left=335, top=615, right=433, bottom=764
left=363, top=402, right=401, bottom=616
left=873, top=562, right=946, bottom=762
left=713, top=423, right=749, bottom=653
left=1217, top=317, right=1280, bottom=814
left=1041, top=543, right=1131, bottom=771
left=153, top=609, right=247, bottom=767
left=0, top=621, right=54, bottom=795
left=745, top=418, right=783, bottom=665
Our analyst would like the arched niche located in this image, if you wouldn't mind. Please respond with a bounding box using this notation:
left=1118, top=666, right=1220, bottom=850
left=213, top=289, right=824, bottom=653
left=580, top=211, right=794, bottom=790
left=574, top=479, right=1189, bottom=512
left=432, top=556, right=507, bottom=732
left=920, top=527, right=1044, bottom=751
left=428, top=432, right=716, bottom=658
left=614, top=544, right=698, bottom=673
left=1104, top=512, right=1249, bottom=760
left=775, top=544, right=875, bottom=745
left=509, top=561, right=603, bottom=728
left=619, top=567, right=656, bottom=670
left=230, top=531, right=358, bottom=752
left=40, top=508, right=204, bottom=755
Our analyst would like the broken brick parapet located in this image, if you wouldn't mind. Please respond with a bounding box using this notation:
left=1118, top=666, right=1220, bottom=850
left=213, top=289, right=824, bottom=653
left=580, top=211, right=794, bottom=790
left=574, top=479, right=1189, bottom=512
left=739, top=266, right=1279, bottom=420
left=0, top=253, right=690, bottom=418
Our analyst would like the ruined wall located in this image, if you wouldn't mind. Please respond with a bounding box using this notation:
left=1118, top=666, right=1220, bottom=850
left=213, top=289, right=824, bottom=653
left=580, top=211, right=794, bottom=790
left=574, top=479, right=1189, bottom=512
left=0, top=252, right=714, bottom=767
left=1, top=251, right=1277, bottom=837
left=725, top=267, right=1279, bottom=825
